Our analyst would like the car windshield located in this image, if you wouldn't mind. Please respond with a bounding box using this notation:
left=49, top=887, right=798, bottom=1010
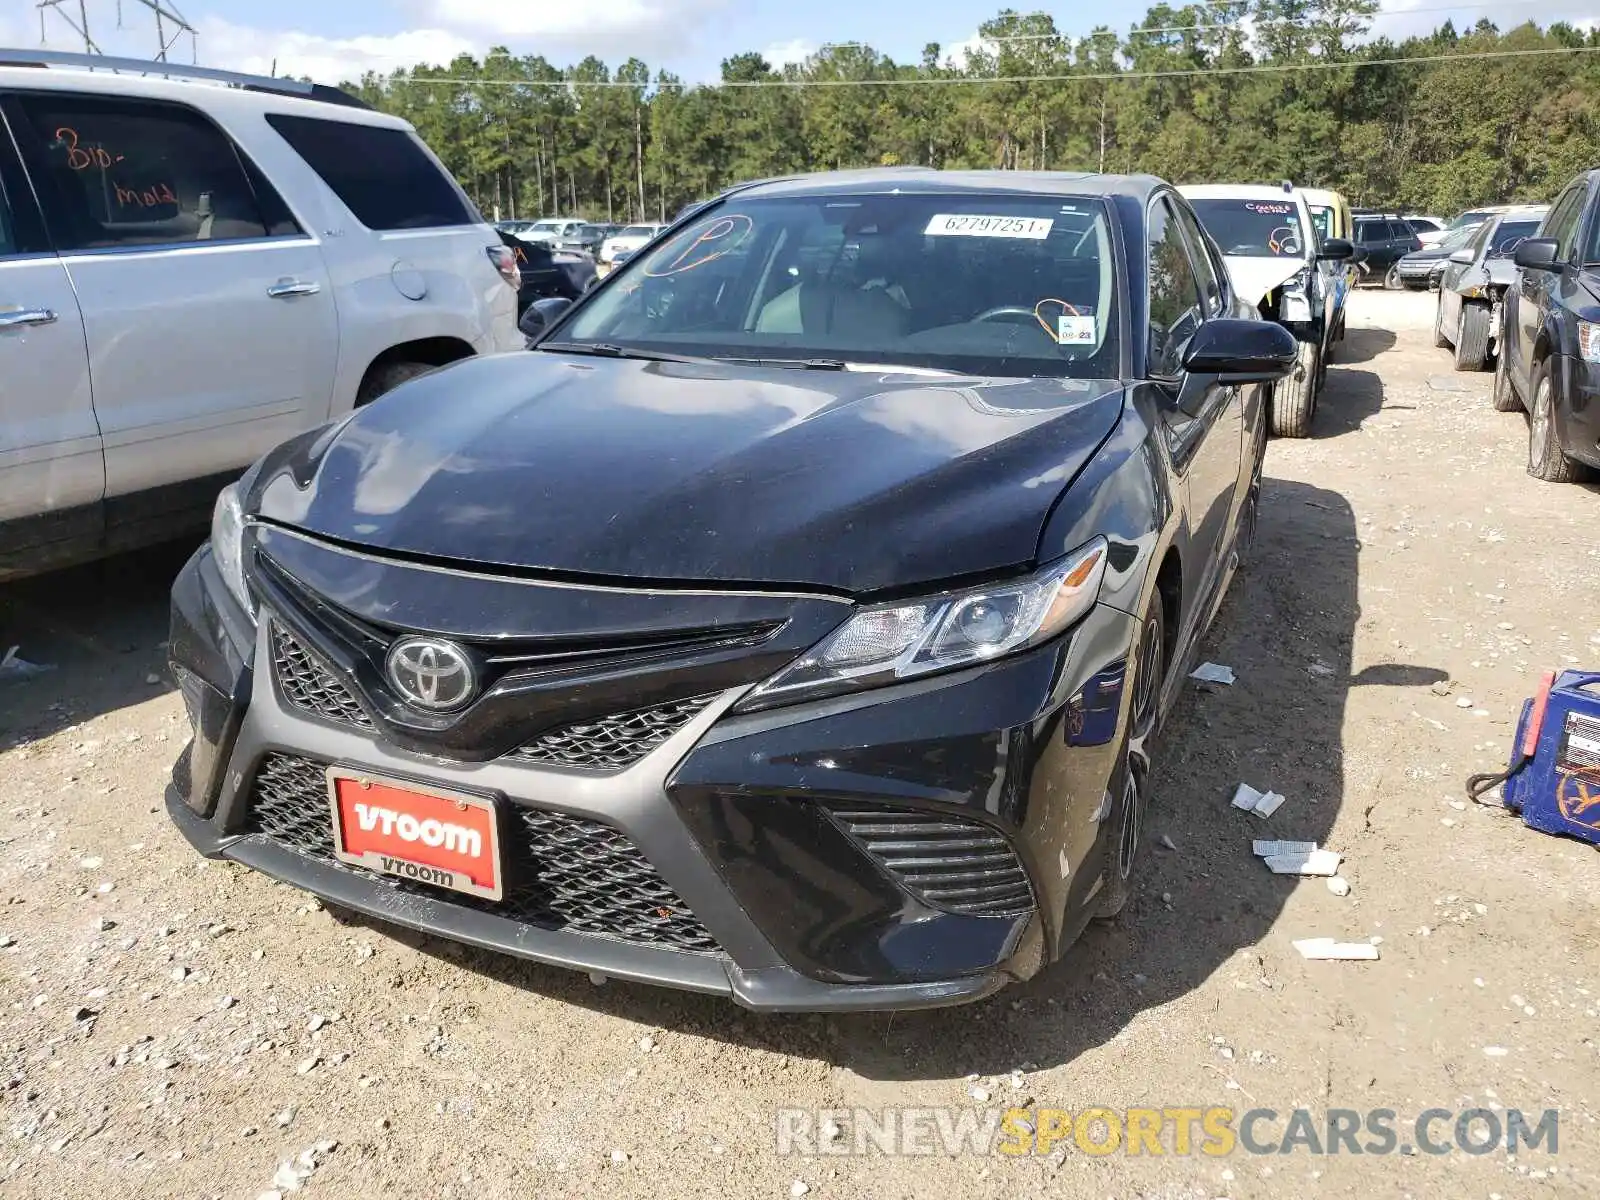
left=618, top=225, right=656, bottom=238
left=1451, top=210, right=1494, bottom=230
left=1307, top=205, right=1334, bottom=241
left=1187, top=199, right=1306, bottom=258
left=1436, top=226, right=1477, bottom=252
left=555, top=193, right=1120, bottom=379
left=530, top=221, right=564, bottom=234
left=1487, top=219, right=1541, bottom=258
left=576, top=225, right=605, bottom=238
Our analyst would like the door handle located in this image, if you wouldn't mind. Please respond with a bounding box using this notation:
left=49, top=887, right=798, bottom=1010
left=267, top=279, right=321, bottom=299
left=0, top=307, right=58, bottom=328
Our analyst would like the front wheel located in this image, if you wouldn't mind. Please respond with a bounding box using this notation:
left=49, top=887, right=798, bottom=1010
left=1095, top=596, right=1165, bottom=921
left=1383, top=265, right=1403, bottom=290
left=1453, top=303, right=1490, bottom=371
left=1269, top=341, right=1319, bottom=438
left=1527, top=365, right=1587, bottom=483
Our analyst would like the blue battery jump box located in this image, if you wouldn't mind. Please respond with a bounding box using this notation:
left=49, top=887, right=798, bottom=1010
left=1501, top=670, right=1600, bottom=844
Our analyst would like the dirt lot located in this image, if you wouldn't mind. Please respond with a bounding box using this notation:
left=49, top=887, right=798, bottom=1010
left=3, top=288, right=1599, bottom=1199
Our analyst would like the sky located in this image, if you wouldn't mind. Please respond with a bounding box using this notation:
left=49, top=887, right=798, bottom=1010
left=0, top=0, right=1593, bottom=85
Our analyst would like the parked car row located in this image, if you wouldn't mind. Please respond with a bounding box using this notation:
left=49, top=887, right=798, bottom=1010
left=495, top=218, right=669, bottom=269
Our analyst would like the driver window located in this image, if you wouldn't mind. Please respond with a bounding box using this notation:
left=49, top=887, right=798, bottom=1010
left=1171, top=201, right=1224, bottom=316
left=1543, top=187, right=1583, bottom=262
left=1148, top=197, right=1205, bottom=378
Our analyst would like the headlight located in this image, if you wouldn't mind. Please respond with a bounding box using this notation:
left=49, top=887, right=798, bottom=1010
left=210, top=483, right=255, bottom=620
left=1578, top=321, right=1600, bottom=364
left=738, top=538, right=1109, bottom=711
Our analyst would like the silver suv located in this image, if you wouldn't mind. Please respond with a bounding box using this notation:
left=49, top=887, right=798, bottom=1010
left=0, top=51, right=521, bottom=580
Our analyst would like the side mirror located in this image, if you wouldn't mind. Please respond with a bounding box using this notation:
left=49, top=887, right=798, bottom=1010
left=1317, top=238, right=1354, bottom=262
left=1447, top=248, right=1475, bottom=265
left=1180, top=318, right=1297, bottom=384
left=1513, top=237, right=1559, bottom=271
left=519, top=296, right=572, bottom=340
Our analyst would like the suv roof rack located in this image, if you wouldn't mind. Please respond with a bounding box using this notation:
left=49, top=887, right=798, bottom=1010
left=0, top=47, right=371, bottom=110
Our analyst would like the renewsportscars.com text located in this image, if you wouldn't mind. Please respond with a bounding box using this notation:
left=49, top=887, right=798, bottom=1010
left=775, top=1106, right=1559, bottom=1158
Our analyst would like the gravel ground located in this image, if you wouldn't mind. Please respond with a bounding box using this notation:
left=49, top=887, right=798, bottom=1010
left=2, top=288, right=1599, bottom=1199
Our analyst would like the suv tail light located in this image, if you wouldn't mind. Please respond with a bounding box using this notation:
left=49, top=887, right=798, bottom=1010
left=487, top=244, right=520, bottom=290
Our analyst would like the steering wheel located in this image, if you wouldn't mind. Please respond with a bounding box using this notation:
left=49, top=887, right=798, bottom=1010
left=972, top=306, right=1040, bottom=325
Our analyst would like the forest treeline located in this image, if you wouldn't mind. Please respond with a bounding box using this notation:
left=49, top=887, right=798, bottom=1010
left=335, top=4, right=1600, bottom=225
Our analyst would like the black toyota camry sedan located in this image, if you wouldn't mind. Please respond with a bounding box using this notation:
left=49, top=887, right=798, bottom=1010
left=166, top=170, right=1294, bottom=1011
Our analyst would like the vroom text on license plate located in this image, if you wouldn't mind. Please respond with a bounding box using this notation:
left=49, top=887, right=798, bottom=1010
left=924, top=214, right=1053, bottom=239
left=326, top=768, right=503, bottom=901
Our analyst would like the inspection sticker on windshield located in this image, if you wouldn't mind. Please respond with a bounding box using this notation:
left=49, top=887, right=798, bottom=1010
left=924, top=214, right=1053, bottom=239
left=1057, top=315, right=1097, bottom=345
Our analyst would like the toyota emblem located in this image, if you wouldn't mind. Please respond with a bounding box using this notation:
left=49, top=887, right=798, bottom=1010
left=385, top=637, right=476, bottom=711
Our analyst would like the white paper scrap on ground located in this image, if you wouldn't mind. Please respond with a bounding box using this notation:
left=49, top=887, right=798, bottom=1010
left=1265, top=849, right=1343, bottom=876
left=1252, top=790, right=1288, bottom=818
left=1293, top=938, right=1380, bottom=961
left=1191, top=662, right=1236, bottom=685
left=1233, top=782, right=1287, bottom=817
left=1253, top=839, right=1317, bottom=858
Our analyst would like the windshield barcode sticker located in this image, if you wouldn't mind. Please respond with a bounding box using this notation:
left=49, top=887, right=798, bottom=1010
left=924, top=214, right=1053, bottom=239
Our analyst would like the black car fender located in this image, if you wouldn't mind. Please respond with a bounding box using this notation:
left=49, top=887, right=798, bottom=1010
left=1034, top=387, right=1180, bottom=627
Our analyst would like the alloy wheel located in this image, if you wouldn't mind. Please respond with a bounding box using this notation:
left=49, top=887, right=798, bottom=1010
left=1529, top=377, right=1553, bottom=472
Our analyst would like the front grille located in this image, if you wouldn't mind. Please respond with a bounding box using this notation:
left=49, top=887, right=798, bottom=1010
left=509, top=694, right=719, bottom=772
left=822, top=802, right=1034, bottom=917
left=245, top=753, right=720, bottom=953
left=271, top=624, right=373, bottom=730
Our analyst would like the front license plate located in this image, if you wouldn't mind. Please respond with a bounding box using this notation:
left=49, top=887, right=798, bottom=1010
left=326, top=767, right=503, bottom=901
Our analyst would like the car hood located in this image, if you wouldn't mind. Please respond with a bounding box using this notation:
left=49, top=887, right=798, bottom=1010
left=1401, top=245, right=1453, bottom=264
left=1220, top=256, right=1306, bottom=304
left=249, top=353, right=1125, bottom=595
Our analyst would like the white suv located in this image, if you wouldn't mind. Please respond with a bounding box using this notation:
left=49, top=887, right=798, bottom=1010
left=0, top=50, right=521, bottom=580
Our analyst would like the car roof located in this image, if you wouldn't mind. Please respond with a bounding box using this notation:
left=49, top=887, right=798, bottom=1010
left=1484, top=207, right=1549, bottom=225
left=1178, top=183, right=1304, bottom=203
left=732, top=167, right=1170, bottom=202
left=1297, top=187, right=1345, bottom=206
left=0, top=58, right=409, bottom=130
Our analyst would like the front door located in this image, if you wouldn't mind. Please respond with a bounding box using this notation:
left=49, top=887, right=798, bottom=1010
left=2, top=90, right=338, bottom=522
left=1150, top=196, right=1242, bottom=630
left=0, top=116, right=102, bottom=573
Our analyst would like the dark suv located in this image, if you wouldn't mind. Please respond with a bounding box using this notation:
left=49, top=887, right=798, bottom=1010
left=1496, top=170, right=1600, bottom=483
left=1351, top=214, right=1422, bottom=289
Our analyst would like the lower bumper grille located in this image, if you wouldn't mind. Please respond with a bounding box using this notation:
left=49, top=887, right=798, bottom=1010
left=822, top=802, right=1035, bottom=917
left=245, top=753, right=721, bottom=954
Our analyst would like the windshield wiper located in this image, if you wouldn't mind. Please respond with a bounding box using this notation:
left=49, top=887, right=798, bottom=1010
left=712, top=356, right=848, bottom=371
left=538, top=341, right=707, bottom=364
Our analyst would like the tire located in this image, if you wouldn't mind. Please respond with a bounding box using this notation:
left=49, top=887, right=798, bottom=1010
left=1452, top=303, right=1490, bottom=371
left=1095, top=594, right=1165, bottom=921
left=1526, top=363, right=1587, bottom=483
left=1433, top=293, right=1451, bottom=348
left=357, top=360, right=437, bottom=407
left=1491, top=333, right=1523, bottom=413
left=1383, top=264, right=1403, bottom=290
left=1269, top=341, right=1319, bottom=438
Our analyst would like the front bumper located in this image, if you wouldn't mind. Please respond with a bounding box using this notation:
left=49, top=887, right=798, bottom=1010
left=166, top=544, right=1139, bottom=1011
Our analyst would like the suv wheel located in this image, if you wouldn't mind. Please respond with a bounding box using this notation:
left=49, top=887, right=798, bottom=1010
left=1095, top=594, right=1165, bottom=921
left=358, top=361, right=436, bottom=407
left=1270, top=341, right=1319, bottom=438
left=1383, top=264, right=1403, bottom=290
left=1452, top=304, right=1489, bottom=371
left=1527, top=365, right=1587, bottom=483
left=1491, top=335, right=1523, bottom=413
